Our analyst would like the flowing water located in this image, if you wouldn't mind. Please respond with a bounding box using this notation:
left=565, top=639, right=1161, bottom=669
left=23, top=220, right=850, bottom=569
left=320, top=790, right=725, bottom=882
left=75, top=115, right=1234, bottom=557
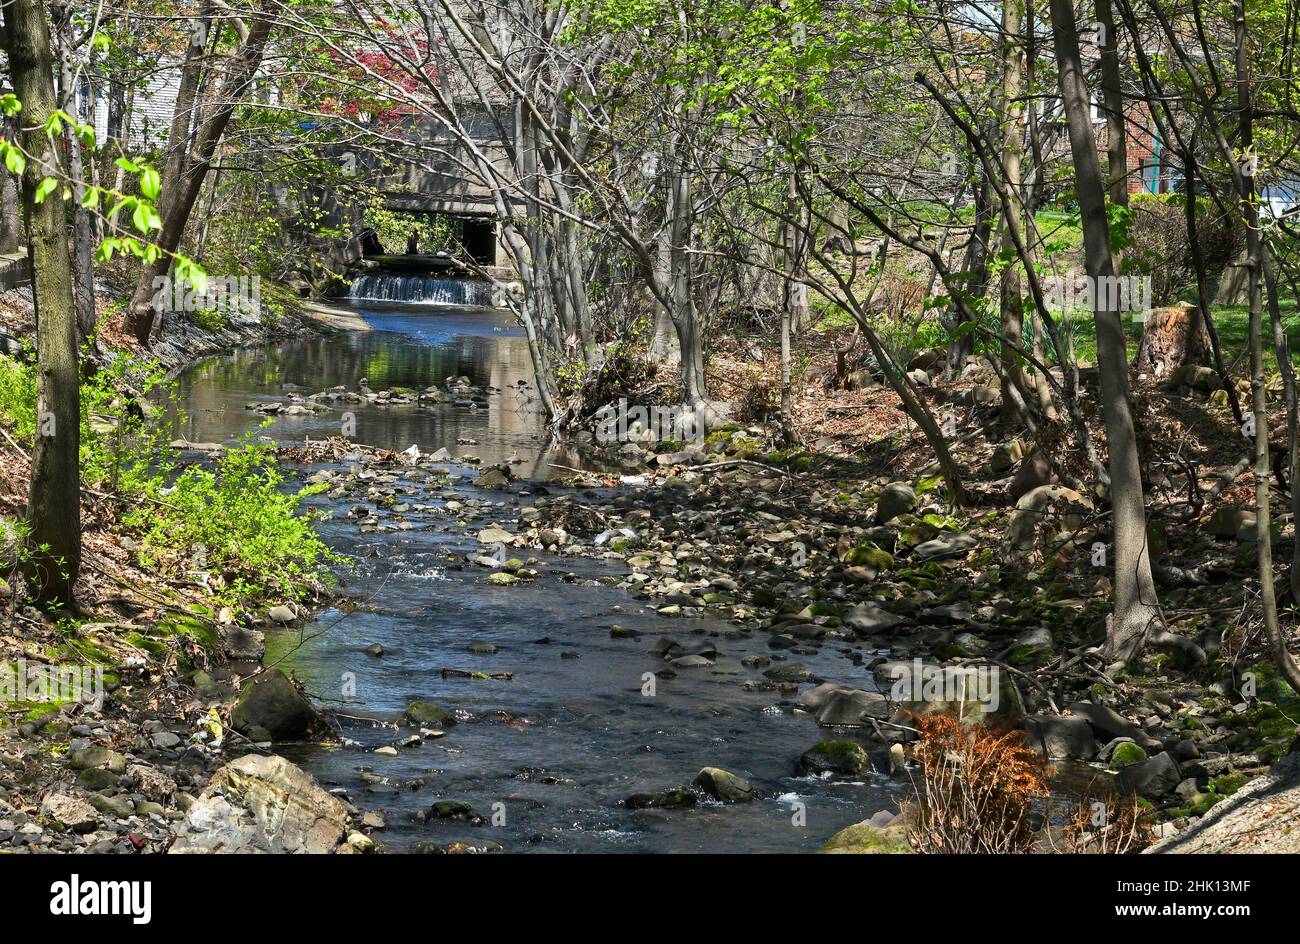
left=175, top=292, right=902, bottom=853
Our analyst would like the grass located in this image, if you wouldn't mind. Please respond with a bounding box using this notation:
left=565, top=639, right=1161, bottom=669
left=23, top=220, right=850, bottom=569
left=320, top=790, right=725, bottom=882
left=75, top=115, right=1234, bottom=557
left=1065, top=299, right=1300, bottom=369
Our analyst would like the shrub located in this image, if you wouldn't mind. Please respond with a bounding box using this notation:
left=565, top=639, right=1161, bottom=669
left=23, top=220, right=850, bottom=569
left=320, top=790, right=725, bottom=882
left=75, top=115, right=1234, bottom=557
left=122, top=433, right=339, bottom=607
left=1126, top=193, right=1243, bottom=306
left=905, top=711, right=1048, bottom=853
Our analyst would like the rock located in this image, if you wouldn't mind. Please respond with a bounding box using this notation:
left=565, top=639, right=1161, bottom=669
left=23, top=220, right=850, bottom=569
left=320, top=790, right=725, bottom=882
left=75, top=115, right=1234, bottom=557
left=1006, top=484, right=1092, bottom=550
left=170, top=755, right=352, bottom=853
left=991, top=439, right=1024, bottom=474
left=125, top=765, right=176, bottom=802
left=1146, top=753, right=1300, bottom=853
left=798, top=740, right=871, bottom=775
left=912, top=532, right=977, bottom=561
left=230, top=668, right=318, bottom=741
left=763, top=662, right=813, bottom=683
left=487, top=572, right=518, bottom=586
left=365, top=643, right=384, bottom=657
left=815, top=688, right=892, bottom=726
left=875, top=482, right=917, bottom=524
left=1116, top=751, right=1182, bottom=798
left=819, top=817, right=912, bottom=854
left=1068, top=702, right=1162, bottom=749
left=1166, top=363, right=1223, bottom=393
left=373, top=746, right=398, bottom=757
left=67, top=745, right=127, bottom=773
left=220, top=624, right=266, bottom=662
left=90, top=794, right=136, bottom=819
left=267, top=605, right=297, bottom=624
left=474, top=468, right=510, bottom=489
left=40, top=793, right=99, bottom=833
left=77, top=768, right=121, bottom=790
left=1009, top=452, right=1054, bottom=502
left=151, top=731, right=182, bottom=749
left=1206, top=507, right=1255, bottom=538
left=1109, top=741, right=1150, bottom=770
left=1023, top=715, right=1097, bottom=760
left=404, top=701, right=456, bottom=727
left=477, top=526, right=514, bottom=544
left=842, top=602, right=905, bottom=635
left=693, top=767, right=755, bottom=803
left=626, top=788, right=696, bottom=809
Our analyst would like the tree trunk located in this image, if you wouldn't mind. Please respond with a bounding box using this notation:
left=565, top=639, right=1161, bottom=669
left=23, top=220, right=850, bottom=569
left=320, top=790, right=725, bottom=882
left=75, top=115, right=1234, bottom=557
left=2, top=0, right=82, bottom=608
left=1133, top=304, right=1210, bottom=378
left=124, top=8, right=272, bottom=344
left=1051, top=0, right=1161, bottom=661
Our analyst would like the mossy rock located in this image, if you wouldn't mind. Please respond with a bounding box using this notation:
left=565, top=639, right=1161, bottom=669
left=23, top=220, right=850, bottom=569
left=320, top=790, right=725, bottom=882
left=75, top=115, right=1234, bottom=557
left=843, top=544, right=894, bottom=569
left=1109, top=741, right=1149, bottom=769
left=405, top=701, right=456, bottom=727
left=819, top=821, right=912, bottom=854
left=798, top=740, right=871, bottom=775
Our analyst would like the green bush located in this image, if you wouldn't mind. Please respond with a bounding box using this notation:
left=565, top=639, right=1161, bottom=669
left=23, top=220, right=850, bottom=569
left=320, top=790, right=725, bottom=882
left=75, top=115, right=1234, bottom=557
left=1126, top=193, right=1243, bottom=306
left=122, top=433, right=339, bottom=607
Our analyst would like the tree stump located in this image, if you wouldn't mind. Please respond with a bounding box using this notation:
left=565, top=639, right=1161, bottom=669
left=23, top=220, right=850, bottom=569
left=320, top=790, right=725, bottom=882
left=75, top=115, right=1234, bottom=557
left=1133, top=304, right=1211, bottom=380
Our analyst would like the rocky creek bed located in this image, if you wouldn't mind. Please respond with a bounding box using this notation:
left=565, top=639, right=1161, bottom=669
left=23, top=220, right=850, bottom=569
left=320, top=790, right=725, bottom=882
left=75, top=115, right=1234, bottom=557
left=2, top=305, right=1298, bottom=854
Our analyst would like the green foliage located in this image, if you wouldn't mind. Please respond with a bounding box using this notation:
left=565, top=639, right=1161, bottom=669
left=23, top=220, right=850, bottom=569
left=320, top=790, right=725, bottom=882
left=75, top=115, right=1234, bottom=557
left=122, top=432, right=339, bottom=607
left=363, top=206, right=454, bottom=255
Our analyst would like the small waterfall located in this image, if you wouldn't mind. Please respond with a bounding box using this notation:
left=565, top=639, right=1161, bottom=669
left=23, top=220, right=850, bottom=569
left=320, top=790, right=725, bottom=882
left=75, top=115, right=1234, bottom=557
left=350, top=273, right=492, bottom=306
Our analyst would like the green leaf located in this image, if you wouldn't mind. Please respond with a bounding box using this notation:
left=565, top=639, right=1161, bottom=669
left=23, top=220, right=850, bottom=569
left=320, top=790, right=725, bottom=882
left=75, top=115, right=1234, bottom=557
left=139, top=166, right=161, bottom=201
left=33, top=177, right=57, bottom=204
left=0, top=94, right=21, bottom=117
left=114, top=156, right=140, bottom=174
left=1, top=141, right=25, bottom=175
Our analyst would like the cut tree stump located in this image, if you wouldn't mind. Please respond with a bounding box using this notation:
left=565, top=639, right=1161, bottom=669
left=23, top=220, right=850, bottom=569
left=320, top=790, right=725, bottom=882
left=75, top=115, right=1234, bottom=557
left=1133, top=304, right=1211, bottom=380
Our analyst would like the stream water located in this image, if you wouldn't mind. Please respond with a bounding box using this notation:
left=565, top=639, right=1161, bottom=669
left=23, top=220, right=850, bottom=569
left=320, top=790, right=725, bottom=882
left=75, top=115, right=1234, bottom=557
left=175, top=297, right=901, bottom=853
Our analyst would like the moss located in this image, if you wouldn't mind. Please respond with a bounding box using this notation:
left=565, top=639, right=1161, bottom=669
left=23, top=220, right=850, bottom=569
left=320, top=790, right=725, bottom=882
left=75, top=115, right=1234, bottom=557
left=844, top=544, right=894, bottom=569
left=819, top=821, right=912, bottom=854
left=1109, top=741, right=1149, bottom=769
left=1211, top=773, right=1248, bottom=796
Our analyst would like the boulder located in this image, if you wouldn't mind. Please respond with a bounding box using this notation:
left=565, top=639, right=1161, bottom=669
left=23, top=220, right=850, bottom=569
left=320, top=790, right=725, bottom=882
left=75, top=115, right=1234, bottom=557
left=842, top=602, right=905, bottom=635
left=819, top=816, right=912, bottom=854
left=798, top=740, right=871, bottom=775
left=1116, top=751, right=1182, bottom=798
left=404, top=701, right=457, bottom=727
left=40, top=793, right=99, bottom=834
left=991, top=439, right=1024, bottom=474
left=1009, top=452, right=1054, bottom=502
left=815, top=688, right=892, bottom=726
left=625, top=788, right=696, bottom=810
left=1146, top=753, right=1300, bottom=853
left=693, top=767, right=755, bottom=803
left=1023, top=715, right=1097, bottom=760
left=912, top=532, right=977, bottom=561
left=230, top=668, right=318, bottom=742
left=170, top=755, right=351, bottom=853
left=1068, top=701, right=1162, bottom=749
left=875, top=483, right=917, bottom=524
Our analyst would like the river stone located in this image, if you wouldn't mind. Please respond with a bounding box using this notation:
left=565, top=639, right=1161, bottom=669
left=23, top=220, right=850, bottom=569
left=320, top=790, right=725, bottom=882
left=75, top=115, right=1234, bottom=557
left=404, top=701, right=456, bottom=727
left=912, top=532, right=977, bottom=561
left=170, top=755, right=351, bottom=853
left=267, top=605, right=297, bottom=624
left=67, top=745, right=127, bottom=773
left=816, top=689, right=892, bottom=727
left=40, top=793, right=99, bottom=833
left=1116, top=751, right=1182, bottom=798
left=1068, top=701, right=1162, bottom=749
left=694, top=767, right=754, bottom=803
left=875, top=483, right=917, bottom=524
left=477, top=526, right=514, bottom=544
left=1022, top=715, right=1097, bottom=760
left=231, top=668, right=318, bottom=741
left=843, top=602, right=905, bottom=635
left=626, top=788, right=696, bottom=810
left=474, top=468, right=510, bottom=489
left=819, top=816, right=913, bottom=854
left=763, top=662, right=813, bottom=683
left=798, top=740, right=871, bottom=775
left=1146, top=752, right=1300, bottom=853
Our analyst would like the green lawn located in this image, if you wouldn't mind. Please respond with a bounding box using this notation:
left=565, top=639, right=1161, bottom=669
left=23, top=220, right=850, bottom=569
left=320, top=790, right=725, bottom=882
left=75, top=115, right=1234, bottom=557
left=1065, top=300, right=1300, bottom=370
